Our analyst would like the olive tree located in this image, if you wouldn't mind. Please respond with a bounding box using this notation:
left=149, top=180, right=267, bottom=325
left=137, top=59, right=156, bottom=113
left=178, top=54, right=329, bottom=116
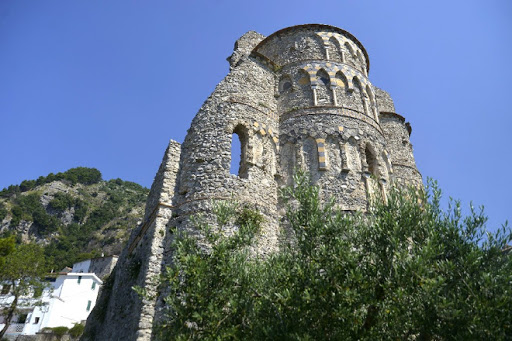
left=0, top=239, right=48, bottom=339
left=155, top=173, right=512, bottom=340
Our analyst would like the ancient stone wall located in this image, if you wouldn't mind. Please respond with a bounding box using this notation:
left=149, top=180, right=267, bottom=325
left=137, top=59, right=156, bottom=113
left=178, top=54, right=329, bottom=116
left=88, top=256, right=118, bottom=280
left=82, top=141, right=181, bottom=341
left=379, top=112, right=422, bottom=186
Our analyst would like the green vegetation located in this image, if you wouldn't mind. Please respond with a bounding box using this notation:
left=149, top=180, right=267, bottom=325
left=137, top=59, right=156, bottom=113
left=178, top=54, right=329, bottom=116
left=43, top=178, right=148, bottom=270
left=0, top=238, right=49, bottom=339
left=0, top=203, right=7, bottom=221
left=49, top=192, right=75, bottom=211
left=155, top=173, right=512, bottom=340
left=69, top=323, right=85, bottom=338
left=3, top=193, right=62, bottom=235
left=0, top=167, right=103, bottom=197
left=0, top=168, right=148, bottom=271
left=49, top=326, right=69, bottom=337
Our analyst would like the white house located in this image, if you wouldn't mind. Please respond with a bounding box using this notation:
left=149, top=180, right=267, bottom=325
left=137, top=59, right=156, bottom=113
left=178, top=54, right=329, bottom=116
left=23, top=271, right=102, bottom=334
left=0, top=256, right=116, bottom=339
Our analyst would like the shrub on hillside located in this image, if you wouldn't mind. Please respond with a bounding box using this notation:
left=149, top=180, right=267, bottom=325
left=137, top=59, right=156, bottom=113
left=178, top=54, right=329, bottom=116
left=0, top=167, right=102, bottom=197
left=0, top=204, right=7, bottom=222
left=69, top=323, right=85, bottom=338
left=62, top=167, right=102, bottom=185
left=12, top=193, right=60, bottom=234
left=48, top=192, right=75, bottom=212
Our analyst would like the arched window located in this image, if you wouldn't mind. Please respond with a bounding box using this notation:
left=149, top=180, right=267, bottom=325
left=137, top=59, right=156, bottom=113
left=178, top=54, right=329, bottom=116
left=230, top=125, right=249, bottom=178
left=298, top=69, right=311, bottom=86
left=365, top=145, right=377, bottom=176
left=335, top=71, right=348, bottom=88
left=334, top=71, right=348, bottom=107
left=344, top=42, right=355, bottom=56
left=230, top=133, right=241, bottom=175
left=328, top=36, right=342, bottom=62
left=357, top=50, right=364, bottom=64
left=318, top=69, right=330, bottom=86
left=351, top=77, right=366, bottom=113
left=316, top=69, right=332, bottom=105
left=352, top=76, right=362, bottom=92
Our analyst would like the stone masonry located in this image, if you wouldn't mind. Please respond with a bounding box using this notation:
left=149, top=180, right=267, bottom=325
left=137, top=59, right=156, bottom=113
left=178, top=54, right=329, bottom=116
left=82, top=24, right=422, bottom=341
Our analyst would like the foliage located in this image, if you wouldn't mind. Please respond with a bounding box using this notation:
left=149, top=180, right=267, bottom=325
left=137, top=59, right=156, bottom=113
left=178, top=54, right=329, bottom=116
left=13, top=193, right=61, bottom=235
left=72, top=199, right=89, bottom=223
left=48, top=192, right=75, bottom=211
left=9, top=205, right=24, bottom=227
left=0, top=203, right=7, bottom=222
left=45, top=326, right=69, bottom=338
left=156, top=172, right=512, bottom=340
left=69, top=323, right=85, bottom=338
left=0, top=167, right=102, bottom=197
left=62, top=167, right=102, bottom=185
left=44, top=178, right=148, bottom=270
left=0, top=236, right=15, bottom=268
left=0, top=239, right=49, bottom=339
left=0, top=168, right=149, bottom=271
left=154, top=203, right=262, bottom=340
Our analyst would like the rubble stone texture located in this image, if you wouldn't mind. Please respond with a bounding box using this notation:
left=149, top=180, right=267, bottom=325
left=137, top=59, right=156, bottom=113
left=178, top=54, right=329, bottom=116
left=82, top=24, right=422, bottom=341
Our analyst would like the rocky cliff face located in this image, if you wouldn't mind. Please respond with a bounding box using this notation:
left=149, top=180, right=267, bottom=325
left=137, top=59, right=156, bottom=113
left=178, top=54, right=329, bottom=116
left=0, top=168, right=149, bottom=270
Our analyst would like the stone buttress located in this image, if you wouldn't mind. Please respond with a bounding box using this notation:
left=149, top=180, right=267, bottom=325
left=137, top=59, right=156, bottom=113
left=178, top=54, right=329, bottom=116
left=82, top=141, right=181, bottom=341
left=82, top=24, right=423, bottom=341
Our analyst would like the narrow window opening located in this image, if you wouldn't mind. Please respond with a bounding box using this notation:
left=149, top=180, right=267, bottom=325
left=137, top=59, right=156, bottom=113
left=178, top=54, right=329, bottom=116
left=230, top=133, right=242, bottom=176
left=345, top=42, right=355, bottom=56
left=77, top=276, right=82, bottom=284
left=328, top=36, right=342, bottom=62
left=34, top=317, right=40, bottom=324
left=230, top=126, right=249, bottom=178
left=365, top=146, right=377, bottom=176
left=316, top=69, right=332, bottom=105
left=91, top=282, right=96, bottom=290
left=86, top=300, right=92, bottom=311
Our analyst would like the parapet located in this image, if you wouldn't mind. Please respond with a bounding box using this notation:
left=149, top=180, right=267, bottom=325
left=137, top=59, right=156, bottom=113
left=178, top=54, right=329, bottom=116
left=228, top=31, right=266, bottom=69
left=253, top=24, right=370, bottom=75
left=379, top=112, right=412, bottom=136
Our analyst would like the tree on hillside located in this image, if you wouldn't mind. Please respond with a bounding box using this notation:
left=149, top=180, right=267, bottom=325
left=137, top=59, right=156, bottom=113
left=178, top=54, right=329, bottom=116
left=155, top=173, right=512, bottom=340
left=0, top=239, right=48, bottom=339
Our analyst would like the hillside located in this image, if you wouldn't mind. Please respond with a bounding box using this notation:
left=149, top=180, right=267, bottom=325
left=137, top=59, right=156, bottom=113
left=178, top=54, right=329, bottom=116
left=0, top=167, right=149, bottom=270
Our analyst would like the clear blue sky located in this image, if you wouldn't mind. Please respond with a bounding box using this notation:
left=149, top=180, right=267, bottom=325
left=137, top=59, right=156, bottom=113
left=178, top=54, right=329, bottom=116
left=1, top=0, right=511, bottom=232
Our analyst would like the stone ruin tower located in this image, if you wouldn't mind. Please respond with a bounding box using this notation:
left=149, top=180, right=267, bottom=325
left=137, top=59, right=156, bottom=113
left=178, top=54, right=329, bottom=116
left=82, top=24, right=422, bottom=340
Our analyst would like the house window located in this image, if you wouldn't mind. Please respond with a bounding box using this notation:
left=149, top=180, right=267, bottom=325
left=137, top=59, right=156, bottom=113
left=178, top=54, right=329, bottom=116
left=1, top=284, right=11, bottom=295
left=34, top=317, right=40, bottom=324
left=77, top=276, right=82, bottom=284
left=86, top=300, right=92, bottom=311
left=91, top=282, right=96, bottom=290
